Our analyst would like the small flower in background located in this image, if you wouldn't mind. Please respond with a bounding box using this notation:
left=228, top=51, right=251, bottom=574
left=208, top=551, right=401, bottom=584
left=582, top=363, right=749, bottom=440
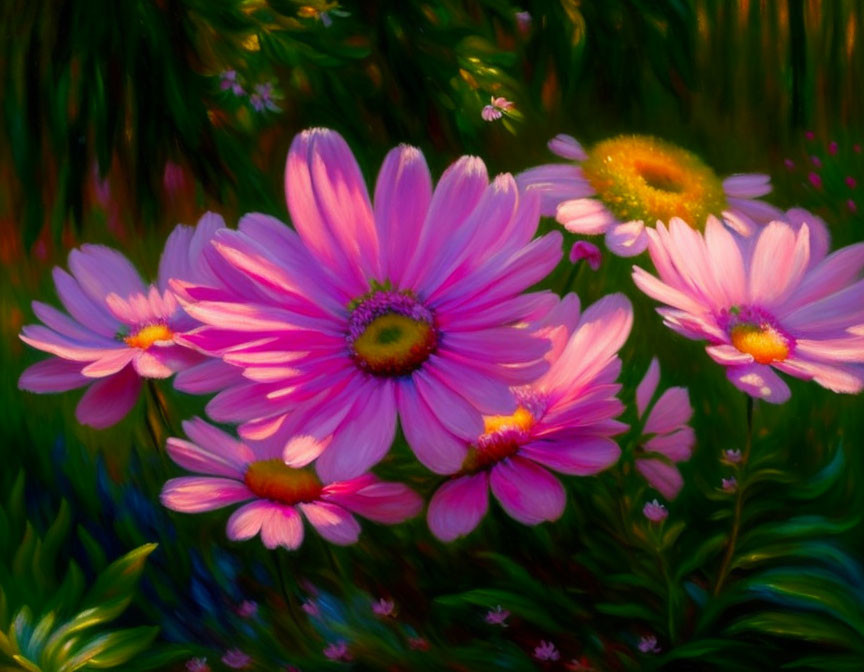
left=219, top=70, right=244, bottom=96
left=515, top=10, right=532, bottom=34
left=805, top=130, right=816, bottom=141
left=638, top=635, right=662, bottom=654
left=298, top=3, right=349, bottom=27
left=236, top=600, right=258, bottom=619
left=643, top=499, right=668, bottom=523
left=846, top=176, right=857, bottom=189
left=811, top=155, right=822, bottom=168
left=518, top=133, right=783, bottom=257
left=855, top=144, right=862, bottom=153
left=534, top=640, right=560, bottom=662
left=250, top=82, right=281, bottom=113
left=566, top=657, right=594, bottom=671
left=481, top=96, right=515, bottom=122
left=222, top=649, right=251, bottom=669
left=323, top=641, right=351, bottom=662
left=722, top=477, right=738, bottom=493
left=160, top=418, right=423, bottom=550
left=808, top=172, right=823, bottom=188
left=569, top=240, right=602, bottom=270
left=302, top=599, right=321, bottom=618
left=408, top=636, right=430, bottom=651
left=829, top=141, right=839, bottom=155
left=632, top=215, right=864, bottom=404
left=784, top=158, right=795, bottom=171
left=633, top=358, right=695, bottom=499
left=723, top=449, right=743, bottom=464
left=849, top=199, right=858, bottom=213
left=485, top=605, right=510, bottom=626
left=186, top=658, right=210, bottom=672
left=372, top=598, right=396, bottom=617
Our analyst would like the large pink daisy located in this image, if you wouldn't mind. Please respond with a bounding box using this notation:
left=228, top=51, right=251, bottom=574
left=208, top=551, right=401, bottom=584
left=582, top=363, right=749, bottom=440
left=426, top=293, right=632, bottom=541
left=632, top=216, right=864, bottom=403
left=516, top=134, right=784, bottom=257
left=176, top=128, right=563, bottom=481
left=18, top=213, right=231, bottom=428
left=160, top=418, right=422, bottom=549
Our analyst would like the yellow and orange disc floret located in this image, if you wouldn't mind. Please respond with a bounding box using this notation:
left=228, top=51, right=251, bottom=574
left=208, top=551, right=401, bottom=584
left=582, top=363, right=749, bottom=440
left=123, top=323, right=174, bottom=349
left=348, top=283, right=438, bottom=377
left=581, top=135, right=728, bottom=229
left=719, top=306, right=794, bottom=365
left=244, top=459, right=324, bottom=506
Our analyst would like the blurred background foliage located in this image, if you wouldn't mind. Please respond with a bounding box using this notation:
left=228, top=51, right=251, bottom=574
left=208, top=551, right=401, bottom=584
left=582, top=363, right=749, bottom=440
left=1, top=0, right=864, bottom=670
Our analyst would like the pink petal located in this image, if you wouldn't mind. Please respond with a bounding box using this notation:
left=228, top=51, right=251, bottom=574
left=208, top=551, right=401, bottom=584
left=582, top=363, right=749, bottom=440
left=19, top=358, right=89, bottom=392
left=181, top=416, right=255, bottom=466
left=396, top=380, right=467, bottom=474
left=31, top=301, right=104, bottom=342
left=644, top=426, right=695, bottom=462
left=795, top=337, right=864, bottom=363
left=519, top=436, right=621, bottom=475
left=631, top=267, right=707, bottom=317
left=205, top=381, right=289, bottom=424
left=748, top=221, right=810, bottom=306
left=644, top=387, right=692, bottom=435
left=259, top=503, right=305, bottom=550
left=225, top=500, right=272, bottom=541
left=67, top=245, right=145, bottom=307
left=157, top=224, right=194, bottom=292
left=569, top=241, right=602, bottom=270
left=20, top=324, right=120, bottom=362
left=426, top=353, right=517, bottom=416
left=548, top=134, right=588, bottom=161
left=785, top=208, right=830, bottom=267
left=173, top=359, right=245, bottom=394
left=132, top=351, right=175, bottom=379
left=516, top=164, right=593, bottom=216
left=374, top=144, right=432, bottom=285
left=604, top=221, right=648, bottom=257
left=726, top=364, right=791, bottom=404
left=489, top=457, right=566, bottom=525
left=75, top=366, right=141, bottom=428
left=636, top=358, right=660, bottom=418
left=727, top=196, right=785, bottom=224
left=706, top=344, right=754, bottom=366
left=299, top=501, right=360, bottom=545
left=556, top=198, right=616, bottom=234
left=413, top=369, right=484, bottom=439
left=704, top=216, right=747, bottom=307
left=166, top=438, right=247, bottom=478
left=722, top=174, right=771, bottom=198
left=51, top=267, right=118, bottom=336
left=323, top=480, right=423, bottom=524
left=635, top=459, right=683, bottom=499
left=81, top=348, right=136, bottom=377
left=780, top=242, right=864, bottom=315
left=427, top=473, right=489, bottom=541
left=160, top=476, right=254, bottom=513
left=775, top=358, right=864, bottom=394
left=721, top=209, right=757, bottom=237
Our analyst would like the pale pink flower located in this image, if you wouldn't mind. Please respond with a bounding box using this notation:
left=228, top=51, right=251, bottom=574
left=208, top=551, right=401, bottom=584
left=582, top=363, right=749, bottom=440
left=176, top=128, right=562, bottom=481
left=427, top=294, right=631, bottom=540
left=642, top=499, right=668, bottom=522
left=805, top=130, right=816, bottom=141
left=186, top=658, right=210, bottom=672
left=482, top=96, right=514, bottom=122
left=784, top=159, right=795, bottom=171
left=632, top=215, right=864, bottom=403
left=534, top=640, right=560, bottom=662
left=250, top=82, right=281, bottom=113
left=237, top=600, right=258, bottom=618
left=220, top=70, right=245, bottom=96
left=517, top=134, right=784, bottom=257
left=722, top=477, right=738, bottom=493
left=160, top=418, right=423, bottom=549
left=323, top=641, right=351, bottom=662
left=17, top=213, right=235, bottom=428
left=846, top=176, right=857, bottom=189
left=302, top=599, right=320, bottom=618
left=372, top=598, right=395, bottom=617
left=811, top=156, right=822, bottom=168
left=638, top=635, right=661, bottom=654
left=723, top=449, right=743, bottom=464
left=481, top=105, right=502, bottom=122
left=485, top=605, right=510, bottom=626
left=633, top=357, right=694, bottom=499
left=569, top=241, right=602, bottom=270
left=809, top=172, right=823, bottom=189
left=222, top=649, right=251, bottom=669
left=849, top=199, right=858, bottom=213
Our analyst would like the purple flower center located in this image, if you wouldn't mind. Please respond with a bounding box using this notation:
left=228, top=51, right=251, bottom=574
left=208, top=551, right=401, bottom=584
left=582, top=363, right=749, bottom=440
left=348, top=288, right=438, bottom=377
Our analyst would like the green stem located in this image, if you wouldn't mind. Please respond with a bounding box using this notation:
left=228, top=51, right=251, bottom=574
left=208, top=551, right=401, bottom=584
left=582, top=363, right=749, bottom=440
left=713, top=395, right=754, bottom=596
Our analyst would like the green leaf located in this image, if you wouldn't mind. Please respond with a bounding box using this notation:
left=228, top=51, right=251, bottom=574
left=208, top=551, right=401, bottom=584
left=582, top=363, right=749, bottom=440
left=82, top=544, right=157, bottom=609
left=728, top=611, right=864, bottom=651
left=68, top=626, right=159, bottom=670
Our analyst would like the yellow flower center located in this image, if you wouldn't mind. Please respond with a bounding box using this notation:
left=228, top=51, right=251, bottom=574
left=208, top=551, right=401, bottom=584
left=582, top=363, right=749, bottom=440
left=461, top=406, right=535, bottom=473
left=581, top=135, right=727, bottom=229
left=730, top=323, right=790, bottom=364
left=243, top=459, right=323, bottom=505
left=351, top=313, right=437, bottom=377
left=124, top=324, right=174, bottom=349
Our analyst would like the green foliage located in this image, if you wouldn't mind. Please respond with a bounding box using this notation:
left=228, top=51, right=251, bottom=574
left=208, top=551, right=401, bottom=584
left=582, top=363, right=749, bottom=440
left=0, top=475, right=160, bottom=672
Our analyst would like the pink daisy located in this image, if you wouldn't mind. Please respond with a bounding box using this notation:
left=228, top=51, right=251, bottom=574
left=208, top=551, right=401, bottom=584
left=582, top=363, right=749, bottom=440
left=426, top=293, right=632, bottom=541
left=159, top=417, right=423, bottom=549
left=534, top=640, right=560, bottom=662
left=642, top=499, right=668, bottom=522
left=18, top=213, right=233, bottom=428
left=222, top=649, right=251, bottom=669
left=485, top=605, right=510, bottom=626
left=516, top=134, right=784, bottom=257
left=372, top=598, right=396, bottom=617
left=633, top=358, right=695, bottom=499
left=632, top=216, right=864, bottom=403
left=176, top=128, right=562, bottom=481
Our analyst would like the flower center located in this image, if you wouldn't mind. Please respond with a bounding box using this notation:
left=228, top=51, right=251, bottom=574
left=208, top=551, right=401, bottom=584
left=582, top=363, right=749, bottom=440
left=721, top=306, right=793, bottom=365
left=348, top=286, right=437, bottom=377
left=124, top=323, right=174, bottom=349
left=580, top=135, right=727, bottom=229
left=243, top=459, right=323, bottom=505
left=461, top=405, right=537, bottom=474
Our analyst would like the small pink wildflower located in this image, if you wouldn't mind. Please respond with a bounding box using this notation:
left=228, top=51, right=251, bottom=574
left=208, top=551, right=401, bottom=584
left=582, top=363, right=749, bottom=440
left=723, top=449, right=743, bottom=464
left=855, top=144, right=862, bottom=154
left=220, top=70, right=245, bottom=96
left=643, top=499, right=668, bottom=522
left=811, top=156, right=822, bottom=168
left=569, top=241, right=602, bottom=270
left=784, top=158, right=795, bottom=171
left=408, top=636, right=430, bottom=651
left=302, top=599, right=320, bottom=618
left=481, top=105, right=502, bottom=121
left=372, top=598, right=396, bottom=617
left=638, top=635, right=661, bottom=654
left=805, top=130, right=815, bottom=141
left=237, top=600, right=258, bottom=619
left=222, top=649, right=251, bottom=669
left=849, top=199, right=858, bottom=213
left=846, top=176, right=857, bottom=189
left=722, top=477, right=738, bottom=493
left=829, top=141, right=838, bottom=155
left=534, top=640, right=560, bottom=662
left=250, top=82, right=281, bottom=113
left=186, top=658, right=210, bottom=672
left=323, top=641, right=351, bottom=662
left=481, top=96, right=515, bottom=122
left=809, top=172, right=823, bottom=188
left=485, top=605, right=510, bottom=626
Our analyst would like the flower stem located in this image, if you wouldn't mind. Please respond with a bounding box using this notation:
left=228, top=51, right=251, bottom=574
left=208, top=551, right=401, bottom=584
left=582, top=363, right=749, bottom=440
left=713, top=395, right=754, bottom=596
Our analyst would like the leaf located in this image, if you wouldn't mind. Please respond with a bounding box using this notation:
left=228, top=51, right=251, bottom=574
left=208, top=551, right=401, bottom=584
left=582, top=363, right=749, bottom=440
left=68, top=626, right=159, bottom=670
left=728, top=611, right=864, bottom=651
left=82, top=544, right=157, bottom=609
